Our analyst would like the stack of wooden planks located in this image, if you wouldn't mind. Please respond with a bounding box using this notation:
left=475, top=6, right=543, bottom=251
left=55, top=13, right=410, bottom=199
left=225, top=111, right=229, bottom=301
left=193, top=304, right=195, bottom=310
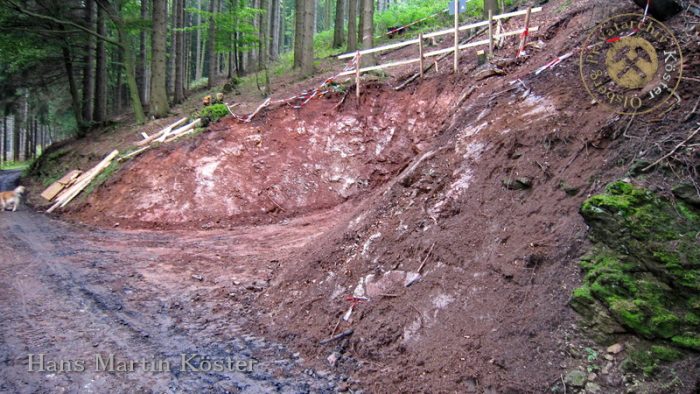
left=46, top=150, right=119, bottom=213
left=40, top=170, right=83, bottom=202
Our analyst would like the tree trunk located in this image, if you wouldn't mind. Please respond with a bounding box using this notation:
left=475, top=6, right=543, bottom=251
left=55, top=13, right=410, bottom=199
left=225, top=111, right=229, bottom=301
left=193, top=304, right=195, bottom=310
left=278, top=1, right=286, bottom=53
left=94, top=5, right=107, bottom=123
left=258, top=0, right=271, bottom=94
left=301, top=0, right=315, bottom=76
left=195, top=0, right=203, bottom=80
left=483, top=0, right=498, bottom=17
left=82, top=0, right=95, bottom=124
left=1, top=111, right=6, bottom=165
left=293, top=0, right=304, bottom=68
left=360, top=0, right=375, bottom=65
left=115, top=47, right=123, bottom=114
left=207, top=0, right=218, bottom=88
left=347, top=0, right=357, bottom=52
left=151, top=0, right=170, bottom=117
left=119, top=28, right=147, bottom=123
left=62, top=43, right=86, bottom=137
left=174, top=0, right=185, bottom=103
left=168, top=0, right=176, bottom=96
left=270, top=0, right=281, bottom=60
left=333, top=0, right=344, bottom=48
left=139, top=0, right=149, bottom=105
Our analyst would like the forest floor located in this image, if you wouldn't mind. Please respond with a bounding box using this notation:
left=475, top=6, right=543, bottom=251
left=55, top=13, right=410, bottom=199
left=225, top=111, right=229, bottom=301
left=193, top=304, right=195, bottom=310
left=6, top=0, right=700, bottom=392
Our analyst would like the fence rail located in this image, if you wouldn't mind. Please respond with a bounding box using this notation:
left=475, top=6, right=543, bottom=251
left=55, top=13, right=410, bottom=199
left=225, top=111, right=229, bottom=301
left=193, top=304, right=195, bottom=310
left=337, top=7, right=542, bottom=60
left=337, top=6, right=541, bottom=95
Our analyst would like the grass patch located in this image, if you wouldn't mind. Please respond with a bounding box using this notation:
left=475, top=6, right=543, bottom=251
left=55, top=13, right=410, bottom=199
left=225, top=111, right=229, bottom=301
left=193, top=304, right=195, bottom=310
left=0, top=161, right=29, bottom=171
left=83, top=161, right=121, bottom=197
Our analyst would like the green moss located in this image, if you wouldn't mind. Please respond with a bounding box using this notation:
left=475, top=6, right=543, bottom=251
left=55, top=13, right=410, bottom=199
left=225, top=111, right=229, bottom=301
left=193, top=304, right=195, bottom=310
left=650, top=345, right=683, bottom=362
left=572, top=181, right=700, bottom=351
left=622, top=344, right=685, bottom=377
left=199, top=104, right=229, bottom=125
left=621, top=348, right=659, bottom=376
left=572, top=286, right=595, bottom=305
left=670, top=335, right=700, bottom=350
left=676, top=202, right=699, bottom=222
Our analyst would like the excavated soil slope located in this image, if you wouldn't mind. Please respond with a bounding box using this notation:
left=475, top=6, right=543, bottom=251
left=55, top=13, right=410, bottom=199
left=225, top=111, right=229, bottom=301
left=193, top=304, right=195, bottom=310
left=71, top=82, right=460, bottom=229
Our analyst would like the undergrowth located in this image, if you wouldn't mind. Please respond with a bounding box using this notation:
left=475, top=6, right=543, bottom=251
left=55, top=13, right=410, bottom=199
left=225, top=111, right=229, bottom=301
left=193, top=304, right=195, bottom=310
left=83, top=161, right=120, bottom=197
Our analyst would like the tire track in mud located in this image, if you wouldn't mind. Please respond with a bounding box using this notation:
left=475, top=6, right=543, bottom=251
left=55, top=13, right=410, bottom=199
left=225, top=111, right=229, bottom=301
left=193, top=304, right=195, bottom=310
left=0, top=209, right=342, bottom=393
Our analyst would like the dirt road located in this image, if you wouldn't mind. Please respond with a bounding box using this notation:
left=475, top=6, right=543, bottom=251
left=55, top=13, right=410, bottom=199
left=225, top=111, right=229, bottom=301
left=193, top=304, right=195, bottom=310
left=0, top=171, right=351, bottom=393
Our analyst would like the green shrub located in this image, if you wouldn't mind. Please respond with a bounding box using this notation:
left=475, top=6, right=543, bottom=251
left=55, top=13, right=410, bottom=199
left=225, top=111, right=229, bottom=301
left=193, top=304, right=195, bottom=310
left=199, top=104, right=230, bottom=125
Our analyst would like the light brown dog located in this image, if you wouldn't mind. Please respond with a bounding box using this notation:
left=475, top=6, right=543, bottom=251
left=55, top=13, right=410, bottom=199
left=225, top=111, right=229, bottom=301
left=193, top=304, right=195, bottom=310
left=0, top=186, right=25, bottom=212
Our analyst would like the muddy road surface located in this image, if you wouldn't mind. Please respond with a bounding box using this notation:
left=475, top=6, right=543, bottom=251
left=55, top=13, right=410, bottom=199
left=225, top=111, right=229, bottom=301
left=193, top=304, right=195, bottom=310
left=0, top=171, right=352, bottom=393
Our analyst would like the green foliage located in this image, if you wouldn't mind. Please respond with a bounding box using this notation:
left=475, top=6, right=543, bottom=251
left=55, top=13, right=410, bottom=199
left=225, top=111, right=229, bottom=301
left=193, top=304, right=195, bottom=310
left=584, top=347, right=598, bottom=362
left=187, top=2, right=262, bottom=55
left=571, top=182, right=700, bottom=352
left=375, top=0, right=450, bottom=34
left=25, top=147, right=72, bottom=187
left=199, top=104, right=229, bottom=124
left=0, top=161, right=29, bottom=171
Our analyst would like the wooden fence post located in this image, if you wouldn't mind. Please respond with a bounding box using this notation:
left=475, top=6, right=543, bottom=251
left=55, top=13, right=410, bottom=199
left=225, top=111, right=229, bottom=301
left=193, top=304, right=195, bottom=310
left=355, top=51, right=362, bottom=101
left=488, top=9, right=494, bottom=56
left=418, top=33, right=425, bottom=79
left=453, top=0, right=459, bottom=73
left=518, top=7, right=532, bottom=57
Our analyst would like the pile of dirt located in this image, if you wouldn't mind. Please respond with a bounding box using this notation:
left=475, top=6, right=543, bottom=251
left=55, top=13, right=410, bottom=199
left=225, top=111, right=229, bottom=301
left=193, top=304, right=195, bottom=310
left=68, top=81, right=461, bottom=229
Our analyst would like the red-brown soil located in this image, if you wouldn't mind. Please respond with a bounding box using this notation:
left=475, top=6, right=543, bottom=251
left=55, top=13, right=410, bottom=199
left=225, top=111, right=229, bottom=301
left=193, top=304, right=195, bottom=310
left=69, top=81, right=461, bottom=229
left=18, top=0, right=700, bottom=392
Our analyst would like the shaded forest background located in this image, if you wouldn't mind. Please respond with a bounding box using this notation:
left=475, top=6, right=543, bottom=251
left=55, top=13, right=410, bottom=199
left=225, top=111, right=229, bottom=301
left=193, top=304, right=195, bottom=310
left=0, top=0, right=515, bottom=167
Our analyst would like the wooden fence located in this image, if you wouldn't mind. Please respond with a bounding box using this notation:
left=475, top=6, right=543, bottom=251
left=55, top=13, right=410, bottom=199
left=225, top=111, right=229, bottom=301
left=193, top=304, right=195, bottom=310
left=336, top=7, right=542, bottom=95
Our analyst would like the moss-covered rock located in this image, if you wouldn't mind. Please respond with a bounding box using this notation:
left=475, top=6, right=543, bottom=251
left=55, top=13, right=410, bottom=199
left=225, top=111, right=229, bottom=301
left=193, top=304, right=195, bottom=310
left=571, top=181, right=700, bottom=351
left=621, top=344, right=685, bottom=377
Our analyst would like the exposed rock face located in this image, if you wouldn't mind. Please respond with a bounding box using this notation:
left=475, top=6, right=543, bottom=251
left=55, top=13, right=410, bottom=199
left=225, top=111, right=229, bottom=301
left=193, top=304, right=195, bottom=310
left=571, top=181, right=700, bottom=351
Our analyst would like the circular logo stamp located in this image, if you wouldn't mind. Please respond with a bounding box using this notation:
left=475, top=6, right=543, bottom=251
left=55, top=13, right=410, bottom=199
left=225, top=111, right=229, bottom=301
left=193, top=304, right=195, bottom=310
left=580, top=14, right=683, bottom=115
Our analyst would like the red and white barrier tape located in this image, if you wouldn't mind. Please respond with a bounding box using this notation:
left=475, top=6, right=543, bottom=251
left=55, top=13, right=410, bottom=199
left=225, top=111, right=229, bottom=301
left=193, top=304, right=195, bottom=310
left=517, top=27, right=530, bottom=57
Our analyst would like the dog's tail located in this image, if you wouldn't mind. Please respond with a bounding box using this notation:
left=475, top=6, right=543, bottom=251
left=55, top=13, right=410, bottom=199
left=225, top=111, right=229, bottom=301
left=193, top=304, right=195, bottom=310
left=14, top=186, right=25, bottom=195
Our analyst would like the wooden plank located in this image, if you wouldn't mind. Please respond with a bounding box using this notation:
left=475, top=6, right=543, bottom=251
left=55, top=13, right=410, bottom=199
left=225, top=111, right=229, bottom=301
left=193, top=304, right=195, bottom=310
left=118, top=146, right=150, bottom=162
left=338, top=57, right=422, bottom=77
left=157, top=116, right=190, bottom=143
left=356, top=52, right=362, bottom=100
left=47, top=150, right=119, bottom=213
left=337, top=39, right=420, bottom=59
left=424, top=26, right=539, bottom=58
left=163, top=119, right=203, bottom=143
left=518, top=7, right=532, bottom=57
left=418, top=33, right=425, bottom=79
left=488, top=9, right=494, bottom=56
left=40, top=170, right=82, bottom=201
left=453, top=0, right=459, bottom=73
left=337, top=7, right=542, bottom=59
left=136, top=117, right=188, bottom=146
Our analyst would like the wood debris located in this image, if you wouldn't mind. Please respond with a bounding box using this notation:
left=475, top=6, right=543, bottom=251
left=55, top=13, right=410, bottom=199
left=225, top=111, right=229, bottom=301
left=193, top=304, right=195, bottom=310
left=46, top=150, right=119, bottom=213
left=40, top=170, right=82, bottom=202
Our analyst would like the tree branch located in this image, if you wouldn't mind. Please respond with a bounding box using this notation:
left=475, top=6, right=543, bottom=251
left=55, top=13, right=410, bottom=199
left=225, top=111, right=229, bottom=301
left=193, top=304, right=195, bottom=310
left=2, top=0, right=122, bottom=47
